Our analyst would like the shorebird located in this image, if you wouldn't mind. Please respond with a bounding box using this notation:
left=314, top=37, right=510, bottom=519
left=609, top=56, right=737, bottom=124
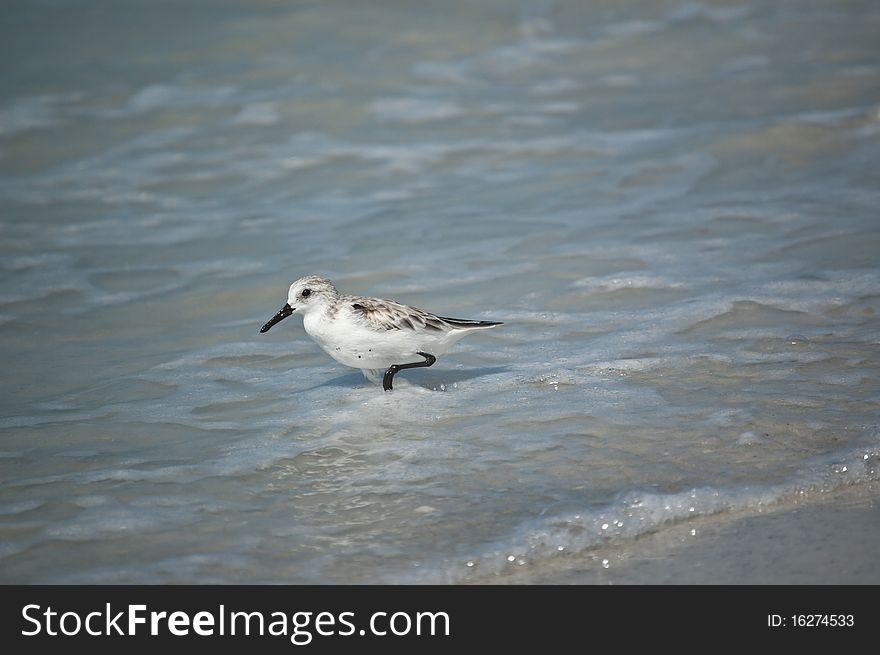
left=260, top=276, right=502, bottom=390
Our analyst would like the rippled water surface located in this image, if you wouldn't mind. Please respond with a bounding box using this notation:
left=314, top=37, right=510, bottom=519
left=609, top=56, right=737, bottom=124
left=1, top=0, right=879, bottom=583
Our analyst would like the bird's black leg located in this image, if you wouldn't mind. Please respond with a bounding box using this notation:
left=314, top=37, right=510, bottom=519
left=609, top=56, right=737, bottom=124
left=383, top=352, right=436, bottom=391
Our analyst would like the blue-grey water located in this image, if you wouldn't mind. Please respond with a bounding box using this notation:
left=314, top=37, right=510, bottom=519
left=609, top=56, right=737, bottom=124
left=1, top=0, right=879, bottom=583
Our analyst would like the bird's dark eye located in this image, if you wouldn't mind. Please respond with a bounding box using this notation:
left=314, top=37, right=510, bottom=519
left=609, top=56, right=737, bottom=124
left=301, top=288, right=311, bottom=298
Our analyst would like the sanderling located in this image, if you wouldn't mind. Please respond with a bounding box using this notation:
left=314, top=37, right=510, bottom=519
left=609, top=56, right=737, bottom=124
left=260, top=276, right=502, bottom=391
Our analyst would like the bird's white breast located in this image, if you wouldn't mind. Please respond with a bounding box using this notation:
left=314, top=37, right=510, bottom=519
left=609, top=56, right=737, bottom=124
left=302, top=307, right=452, bottom=369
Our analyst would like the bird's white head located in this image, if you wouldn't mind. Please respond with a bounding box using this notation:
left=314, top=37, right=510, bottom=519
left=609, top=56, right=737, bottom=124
left=260, top=275, right=338, bottom=333
left=287, top=276, right=338, bottom=313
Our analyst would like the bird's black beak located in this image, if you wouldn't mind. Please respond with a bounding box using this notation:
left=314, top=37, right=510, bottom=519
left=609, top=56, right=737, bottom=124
left=260, top=303, right=294, bottom=333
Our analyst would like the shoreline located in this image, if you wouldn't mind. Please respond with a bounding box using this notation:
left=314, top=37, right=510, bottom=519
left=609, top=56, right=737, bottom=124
left=480, top=480, right=880, bottom=584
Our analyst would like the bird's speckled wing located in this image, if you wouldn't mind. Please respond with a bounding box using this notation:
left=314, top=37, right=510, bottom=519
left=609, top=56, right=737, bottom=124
left=346, top=297, right=448, bottom=333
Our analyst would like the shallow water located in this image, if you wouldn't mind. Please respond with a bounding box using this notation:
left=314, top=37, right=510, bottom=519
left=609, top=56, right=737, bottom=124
left=1, top=0, right=879, bottom=583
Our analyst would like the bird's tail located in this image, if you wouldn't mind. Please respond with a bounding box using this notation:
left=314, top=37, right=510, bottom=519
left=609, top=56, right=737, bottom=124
left=438, top=317, right=503, bottom=330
